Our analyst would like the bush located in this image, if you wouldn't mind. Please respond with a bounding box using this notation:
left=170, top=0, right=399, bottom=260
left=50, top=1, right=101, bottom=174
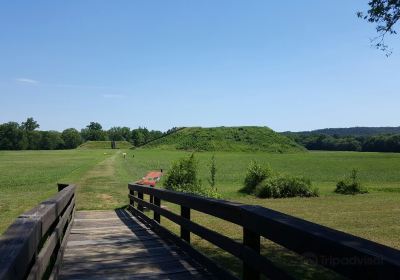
left=240, top=161, right=273, bottom=194
left=255, top=175, right=318, bottom=198
left=335, top=169, right=368, bottom=195
left=165, top=154, right=220, bottom=198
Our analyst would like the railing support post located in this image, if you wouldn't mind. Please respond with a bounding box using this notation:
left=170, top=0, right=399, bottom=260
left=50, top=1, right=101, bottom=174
left=137, top=192, right=144, bottom=212
left=243, top=228, right=260, bottom=280
left=180, top=206, right=190, bottom=243
left=154, top=196, right=161, bottom=223
left=129, top=189, right=135, bottom=209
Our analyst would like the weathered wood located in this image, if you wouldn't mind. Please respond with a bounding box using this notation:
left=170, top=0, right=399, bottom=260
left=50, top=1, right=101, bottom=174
left=137, top=192, right=144, bottom=211
left=130, top=192, right=291, bottom=279
left=129, top=183, right=400, bottom=280
left=0, top=218, right=41, bottom=280
left=49, top=208, right=75, bottom=280
left=129, top=184, right=243, bottom=224
left=240, top=204, right=400, bottom=279
left=243, top=228, right=260, bottom=280
left=153, top=196, right=161, bottom=223
left=0, top=184, right=76, bottom=280
left=180, top=206, right=191, bottom=243
left=60, top=210, right=210, bottom=280
left=130, top=205, right=237, bottom=280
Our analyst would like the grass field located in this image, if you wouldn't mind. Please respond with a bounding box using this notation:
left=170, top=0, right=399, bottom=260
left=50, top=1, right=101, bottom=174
left=1, top=148, right=399, bottom=278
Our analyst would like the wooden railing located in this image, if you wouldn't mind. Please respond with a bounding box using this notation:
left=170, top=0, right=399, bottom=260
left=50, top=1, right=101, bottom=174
left=0, top=184, right=76, bottom=280
left=128, top=183, right=400, bottom=280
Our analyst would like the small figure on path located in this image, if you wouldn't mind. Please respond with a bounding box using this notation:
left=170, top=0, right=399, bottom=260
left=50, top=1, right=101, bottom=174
left=122, top=152, right=127, bottom=159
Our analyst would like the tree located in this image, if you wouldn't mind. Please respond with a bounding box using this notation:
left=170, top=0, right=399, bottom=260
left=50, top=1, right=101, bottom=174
left=21, top=117, right=39, bottom=131
left=62, top=128, right=82, bottom=149
left=107, top=126, right=132, bottom=141
left=0, top=122, right=28, bottom=150
left=40, top=131, right=64, bottom=150
left=131, top=129, right=145, bottom=146
left=87, top=122, right=102, bottom=131
left=108, top=127, right=125, bottom=141
left=358, top=0, right=400, bottom=55
left=81, top=122, right=106, bottom=141
left=21, top=117, right=41, bottom=149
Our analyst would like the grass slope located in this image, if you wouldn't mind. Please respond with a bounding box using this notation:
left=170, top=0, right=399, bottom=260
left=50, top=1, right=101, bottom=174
left=142, top=126, right=305, bottom=152
left=78, top=140, right=133, bottom=149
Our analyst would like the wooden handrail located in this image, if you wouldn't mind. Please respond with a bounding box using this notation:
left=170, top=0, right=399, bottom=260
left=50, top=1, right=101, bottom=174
left=128, top=183, right=400, bottom=280
left=0, top=185, right=76, bottom=280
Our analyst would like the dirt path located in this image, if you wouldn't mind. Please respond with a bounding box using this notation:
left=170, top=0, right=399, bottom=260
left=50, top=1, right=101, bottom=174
left=75, top=151, right=128, bottom=210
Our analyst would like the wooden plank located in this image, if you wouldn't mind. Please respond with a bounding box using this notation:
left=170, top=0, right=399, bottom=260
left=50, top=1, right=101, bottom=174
left=64, top=241, right=176, bottom=259
left=61, top=253, right=192, bottom=270
left=66, top=235, right=159, bottom=247
left=62, top=246, right=181, bottom=262
left=60, top=258, right=201, bottom=277
left=20, top=185, right=74, bottom=236
left=68, top=229, right=156, bottom=241
left=49, top=207, right=75, bottom=280
left=0, top=218, right=41, bottom=280
left=27, top=201, right=75, bottom=279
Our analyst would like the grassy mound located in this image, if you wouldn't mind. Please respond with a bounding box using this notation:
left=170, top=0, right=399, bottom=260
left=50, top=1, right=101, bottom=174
left=78, top=141, right=133, bottom=149
left=142, top=126, right=305, bottom=152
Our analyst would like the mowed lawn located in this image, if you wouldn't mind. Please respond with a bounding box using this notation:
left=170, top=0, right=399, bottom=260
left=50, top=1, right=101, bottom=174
left=1, top=148, right=399, bottom=276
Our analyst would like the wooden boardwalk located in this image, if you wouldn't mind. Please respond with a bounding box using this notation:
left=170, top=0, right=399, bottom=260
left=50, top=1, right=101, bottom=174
left=59, top=209, right=213, bottom=280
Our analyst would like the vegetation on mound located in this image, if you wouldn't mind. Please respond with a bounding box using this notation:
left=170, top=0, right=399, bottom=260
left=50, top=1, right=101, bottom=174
left=143, top=126, right=305, bottom=152
left=240, top=161, right=318, bottom=198
left=335, top=169, right=368, bottom=195
left=78, top=141, right=133, bottom=149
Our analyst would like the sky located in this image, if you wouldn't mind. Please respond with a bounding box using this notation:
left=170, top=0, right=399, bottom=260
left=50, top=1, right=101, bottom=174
left=0, top=1, right=399, bottom=132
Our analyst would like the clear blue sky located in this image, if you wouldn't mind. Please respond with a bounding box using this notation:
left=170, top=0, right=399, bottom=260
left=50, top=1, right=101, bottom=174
left=1, top=1, right=399, bottom=132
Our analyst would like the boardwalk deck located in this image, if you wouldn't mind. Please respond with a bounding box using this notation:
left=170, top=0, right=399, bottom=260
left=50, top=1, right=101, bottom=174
left=59, top=210, right=213, bottom=280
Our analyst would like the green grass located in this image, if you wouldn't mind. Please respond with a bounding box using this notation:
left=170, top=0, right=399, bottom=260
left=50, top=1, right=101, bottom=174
left=78, top=140, right=133, bottom=149
left=1, top=149, right=399, bottom=278
left=143, top=126, right=305, bottom=152
left=0, top=149, right=112, bottom=233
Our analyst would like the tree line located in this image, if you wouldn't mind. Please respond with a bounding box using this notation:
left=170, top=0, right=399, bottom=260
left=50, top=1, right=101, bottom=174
left=285, top=133, right=400, bottom=153
left=0, top=118, right=179, bottom=150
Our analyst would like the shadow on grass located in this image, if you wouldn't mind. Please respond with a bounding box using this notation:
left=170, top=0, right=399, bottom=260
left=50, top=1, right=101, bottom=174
left=191, top=238, right=345, bottom=280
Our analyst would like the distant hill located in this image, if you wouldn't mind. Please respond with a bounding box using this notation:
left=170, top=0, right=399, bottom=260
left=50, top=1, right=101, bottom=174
left=141, top=126, right=305, bottom=152
left=283, top=126, right=400, bottom=137
left=78, top=141, right=133, bottom=149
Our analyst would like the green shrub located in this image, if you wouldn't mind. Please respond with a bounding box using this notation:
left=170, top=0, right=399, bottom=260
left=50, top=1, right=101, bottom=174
left=335, top=169, right=368, bottom=195
left=165, top=153, right=220, bottom=198
left=240, top=161, right=273, bottom=194
left=255, top=175, right=318, bottom=198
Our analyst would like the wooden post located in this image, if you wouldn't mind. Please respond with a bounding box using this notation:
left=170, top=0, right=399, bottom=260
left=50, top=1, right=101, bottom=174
left=57, top=183, right=69, bottom=192
left=137, top=192, right=144, bottom=212
left=129, top=189, right=134, bottom=209
left=243, top=228, right=260, bottom=280
left=154, top=196, right=161, bottom=223
left=180, top=206, right=190, bottom=243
